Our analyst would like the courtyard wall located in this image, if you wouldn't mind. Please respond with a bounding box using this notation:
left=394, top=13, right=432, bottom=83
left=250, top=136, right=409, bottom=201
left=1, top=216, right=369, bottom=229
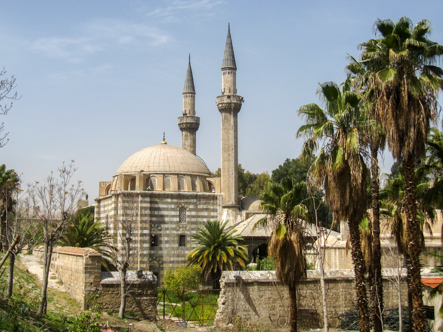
left=33, top=247, right=157, bottom=320
left=215, top=270, right=408, bottom=329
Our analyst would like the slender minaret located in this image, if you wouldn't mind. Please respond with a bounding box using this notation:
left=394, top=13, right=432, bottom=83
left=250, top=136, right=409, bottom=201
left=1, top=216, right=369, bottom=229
left=216, top=25, right=243, bottom=209
left=178, top=55, right=200, bottom=155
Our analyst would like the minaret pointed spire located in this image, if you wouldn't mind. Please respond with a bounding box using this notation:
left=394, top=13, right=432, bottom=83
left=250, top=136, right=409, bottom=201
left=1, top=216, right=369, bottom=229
left=222, top=23, right=237, bottom=69
left=183, top=54, right=195, bottom=94
left=179, top=55, right=199, bottom=155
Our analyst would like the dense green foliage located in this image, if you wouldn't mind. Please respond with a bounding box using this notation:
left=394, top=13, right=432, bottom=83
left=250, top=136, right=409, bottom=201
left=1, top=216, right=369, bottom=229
left=256, top=257, right=275, bottom=271
left=58, top=210, right=114, bottom=268
left=186, top=221, right=248, bottom=289
left=163, top=265, right=202, bottom=291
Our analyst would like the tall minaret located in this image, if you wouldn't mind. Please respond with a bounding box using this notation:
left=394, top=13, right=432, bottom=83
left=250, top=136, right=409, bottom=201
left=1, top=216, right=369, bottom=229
left=178, top=55, right=200, bottom=155
left=216, top=25, right=243, bottom=209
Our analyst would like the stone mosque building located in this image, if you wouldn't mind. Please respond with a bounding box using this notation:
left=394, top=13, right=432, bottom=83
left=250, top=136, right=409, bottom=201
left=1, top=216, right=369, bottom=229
left=94, top=26, right=266, bottom=281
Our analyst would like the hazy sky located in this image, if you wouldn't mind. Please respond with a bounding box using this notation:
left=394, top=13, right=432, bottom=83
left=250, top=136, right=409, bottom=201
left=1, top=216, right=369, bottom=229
left=2, top=0, right=443, bottom=200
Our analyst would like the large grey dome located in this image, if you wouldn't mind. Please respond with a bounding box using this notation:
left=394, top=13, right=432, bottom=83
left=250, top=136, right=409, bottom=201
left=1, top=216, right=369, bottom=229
left=115, top=143, right=210, bottom=176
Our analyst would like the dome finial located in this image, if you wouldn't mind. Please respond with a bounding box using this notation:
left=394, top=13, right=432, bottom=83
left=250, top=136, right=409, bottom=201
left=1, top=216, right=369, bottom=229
left=161, top=132, right=167, bottom=144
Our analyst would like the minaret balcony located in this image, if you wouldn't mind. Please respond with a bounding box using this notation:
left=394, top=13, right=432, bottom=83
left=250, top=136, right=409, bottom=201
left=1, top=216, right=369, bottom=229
left=216, top=95, right=243, bottom=104
left=178, top=116, right=200, bottom=130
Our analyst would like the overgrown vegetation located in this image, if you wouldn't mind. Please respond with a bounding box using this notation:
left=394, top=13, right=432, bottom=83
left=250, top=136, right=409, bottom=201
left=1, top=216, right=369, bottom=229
left=163, top=265, right=202, bottom=291
left=157, top=289, right=219, bottom=324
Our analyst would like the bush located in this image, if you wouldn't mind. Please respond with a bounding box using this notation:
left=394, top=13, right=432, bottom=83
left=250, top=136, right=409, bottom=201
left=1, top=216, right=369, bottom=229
left=256, top=257, right=275, bottom=271
left=163, top=265, right=202, bottom=291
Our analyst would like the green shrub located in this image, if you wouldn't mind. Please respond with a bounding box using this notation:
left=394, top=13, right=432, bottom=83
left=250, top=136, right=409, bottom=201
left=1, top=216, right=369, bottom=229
left=163, top=265, right=202, bottom=291
left=256, top=257, right=275, bottom=271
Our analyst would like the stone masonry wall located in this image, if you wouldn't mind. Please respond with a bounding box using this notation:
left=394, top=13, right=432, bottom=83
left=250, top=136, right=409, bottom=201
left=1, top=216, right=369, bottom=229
left=33, top=246, right=102, bottom=309
left=215, top=270, right=408, bottom=329
left=32, top=247, right=157, bottom=319
left=100, top=271, right=157, bottom=320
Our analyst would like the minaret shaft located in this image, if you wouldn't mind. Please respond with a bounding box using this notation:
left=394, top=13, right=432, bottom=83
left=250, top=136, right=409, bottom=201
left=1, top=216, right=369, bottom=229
left=179, top=56, right=199, bottom=155
left=217, top=25, right=243, bottom=208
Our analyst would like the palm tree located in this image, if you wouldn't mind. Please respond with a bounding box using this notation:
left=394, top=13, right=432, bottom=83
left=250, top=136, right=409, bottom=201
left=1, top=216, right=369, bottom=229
left=297, top=80, right=371, bottom=332
left=0, top=164, right=20, bottom=251
left=186, top=221, right=248, bottom=289
left=259, top=177, right=310, bottom=332
left=381, top=163, right=435, bottom=329
left=58, top=211, right=114, bottom=269
left=423, top=127, right=443, bottom=209
left=347, top=57, right=386, bottom=332
left=359, top=17, right=443, bottom=330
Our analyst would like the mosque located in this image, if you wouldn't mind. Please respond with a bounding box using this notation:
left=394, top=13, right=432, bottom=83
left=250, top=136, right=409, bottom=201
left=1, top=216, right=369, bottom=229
left=94, top=26, right=267, bottom=281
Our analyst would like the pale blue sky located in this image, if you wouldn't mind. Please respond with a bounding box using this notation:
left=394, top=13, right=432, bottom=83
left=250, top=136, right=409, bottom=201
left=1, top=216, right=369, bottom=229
left=2, top=1, right=443, bottom=199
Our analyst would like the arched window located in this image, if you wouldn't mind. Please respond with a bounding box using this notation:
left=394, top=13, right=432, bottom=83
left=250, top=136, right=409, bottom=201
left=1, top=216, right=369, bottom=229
left=164, top=176, right=171, bottom=190
left=208, top=181, right=215, bottom=193
left=151, top=234, right=159, bottom=246
left=105, top=184, right=111, bottom=195
left=191, top=178, right=197, bottom=191
left=178, top=177, right=185, bottom=191
left=179, top=207, right=187, bottom=224
left=147, top=177, right=157, bottom=190
left=128, top=178, right=136, bottom=190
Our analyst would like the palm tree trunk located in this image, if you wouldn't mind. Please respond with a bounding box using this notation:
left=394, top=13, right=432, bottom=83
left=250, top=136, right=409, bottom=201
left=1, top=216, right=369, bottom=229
left=288, top=282, right=298, bottom=332
left=371, top=145, right=383, bottom=332
left=403, top=155, right=424, bottom=331
left=348, top=218, right=370, bottom=332
left=7, top=252, right=15, bottom=298
left=406, top=255, right=413, bottom=332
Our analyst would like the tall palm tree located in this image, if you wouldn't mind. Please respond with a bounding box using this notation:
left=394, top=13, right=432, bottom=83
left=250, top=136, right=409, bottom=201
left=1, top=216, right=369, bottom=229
left=259, top=177, right=310, bottom=332
left=359, top=17, right=443, bottom=330
left=186, top=221, right=248, bottom=289
left=297, top=81, right=371, bottom=332
left=381, top=163, right=435, bottom=329
left=347, top=57, right=386, bottom=332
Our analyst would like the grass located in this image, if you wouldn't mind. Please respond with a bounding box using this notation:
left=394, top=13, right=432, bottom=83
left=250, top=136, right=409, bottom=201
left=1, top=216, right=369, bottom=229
left=158, top=289, right=219, bottom=325
left=0, top=253, right=156, bottom=332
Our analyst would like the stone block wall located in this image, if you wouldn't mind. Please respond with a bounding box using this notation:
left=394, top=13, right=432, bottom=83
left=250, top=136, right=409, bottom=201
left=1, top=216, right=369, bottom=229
left=32, top=247, right=157, bottom=319
left=215, top=270, right=408, bottom=329
left=33, top=246, right=102, bottom=309
left=100, top=271, right=157, bottom=320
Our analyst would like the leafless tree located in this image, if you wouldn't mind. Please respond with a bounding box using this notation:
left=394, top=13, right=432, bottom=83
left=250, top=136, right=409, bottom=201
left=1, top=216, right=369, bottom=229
left=384, top=242, right=406, bottom=331
left=5, top=188, right=41, bottom=298
left=308, top=197, right=337, bottom=332
left=0, top=68, right=19, bottom=147
left=26, top=161, right=84, bottom=316
left=108, top=192, right=139, bottom=319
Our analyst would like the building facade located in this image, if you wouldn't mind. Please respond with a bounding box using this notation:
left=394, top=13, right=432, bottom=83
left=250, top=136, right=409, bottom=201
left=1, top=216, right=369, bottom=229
left=95, top=27, right=245, bottom=281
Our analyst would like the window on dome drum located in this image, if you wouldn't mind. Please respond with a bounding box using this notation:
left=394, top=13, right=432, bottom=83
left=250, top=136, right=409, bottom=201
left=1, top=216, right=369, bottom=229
left=191, top=178, right=197, bottom=191
left=179, top=207, right=187, bottom=223
left=151, top=234, right=158, bottom=247
left=164, top=176, right=171, bottom=190
left=179, top=235, right=186, bottom=247
left=147, top=177, right=157, bottom=190
left=208, top=181, right=215, bottom=193
left=128, top=178, right=135, bottom=190
left=178, top=177, right=185, bottom=191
